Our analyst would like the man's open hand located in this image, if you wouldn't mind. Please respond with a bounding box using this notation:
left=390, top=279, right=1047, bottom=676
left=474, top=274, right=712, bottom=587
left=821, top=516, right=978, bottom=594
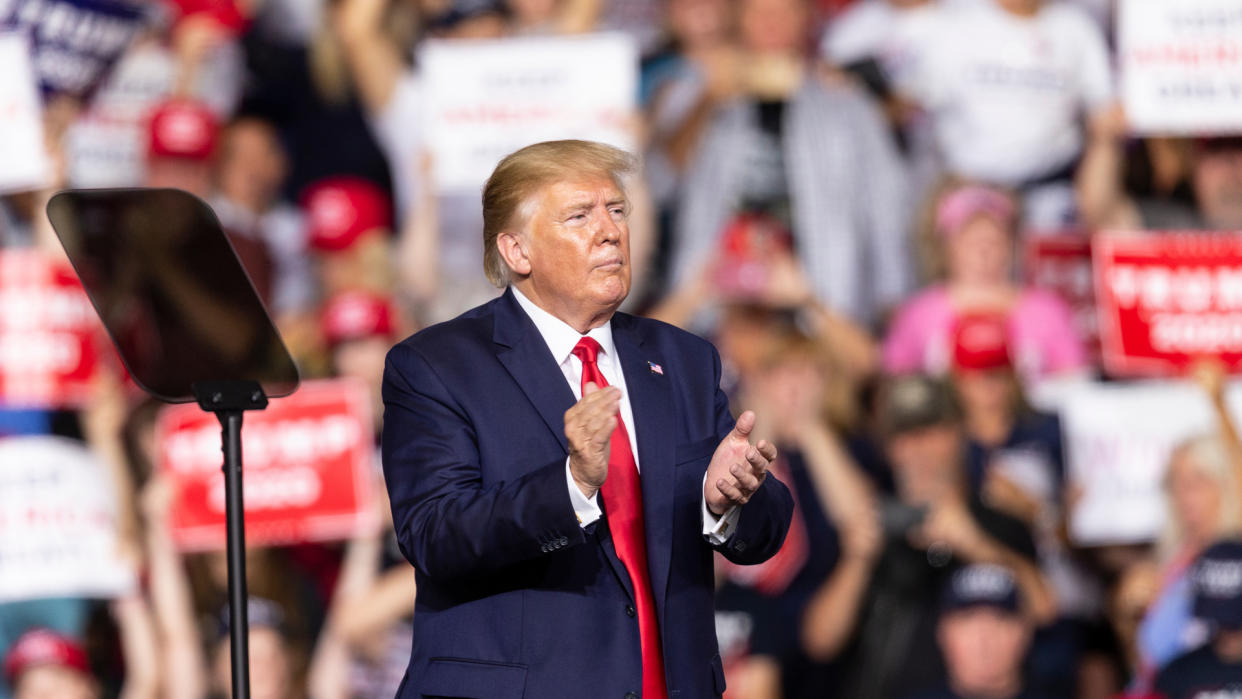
left=705, top=411, right=777, bottom=515
left=565, top=382, right=620, bottom=499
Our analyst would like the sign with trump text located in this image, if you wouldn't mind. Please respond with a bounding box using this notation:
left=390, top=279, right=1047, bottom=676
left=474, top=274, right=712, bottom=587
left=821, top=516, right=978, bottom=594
left=0, top=249, right=104, bottom=408
left=420, top=32, right=638, bottom=193
left=1120, top=0, right=1242, bottom=134
left=156, top=379, right=376, bottom=551
left=1095, top=233, right=1242, bottom=376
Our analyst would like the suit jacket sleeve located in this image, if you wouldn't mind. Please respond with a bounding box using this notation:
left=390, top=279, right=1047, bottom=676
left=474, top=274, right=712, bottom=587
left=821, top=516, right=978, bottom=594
left=381, top=342, right=584, bottom=582
left=708, top=347, right=795, bottom=565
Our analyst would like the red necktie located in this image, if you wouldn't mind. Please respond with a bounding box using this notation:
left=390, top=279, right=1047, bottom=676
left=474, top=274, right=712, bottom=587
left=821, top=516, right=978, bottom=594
left=572, top=336, right=668, bottom=699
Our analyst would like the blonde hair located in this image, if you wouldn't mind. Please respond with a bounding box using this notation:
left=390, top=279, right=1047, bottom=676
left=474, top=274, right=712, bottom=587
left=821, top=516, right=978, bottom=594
left=481, top=140, right=637, bottom=288
left=1158, top=434, right=1242, bottom=564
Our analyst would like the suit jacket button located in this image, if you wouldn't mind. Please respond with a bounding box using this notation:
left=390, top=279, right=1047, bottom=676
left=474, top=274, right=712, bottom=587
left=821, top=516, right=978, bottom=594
left=559, top=536, right=568, bottom=545
left=625, top=692, right=638, bottom=699
left=625, top=604, right=636, bottom=618
left=540, top=543, right=549, bottom=553
left=733, top=540, right=747, bottom=553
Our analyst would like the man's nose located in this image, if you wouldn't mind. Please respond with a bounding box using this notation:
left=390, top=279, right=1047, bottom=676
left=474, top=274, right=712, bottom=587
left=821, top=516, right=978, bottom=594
left=594, top=209, right=623, bottom=244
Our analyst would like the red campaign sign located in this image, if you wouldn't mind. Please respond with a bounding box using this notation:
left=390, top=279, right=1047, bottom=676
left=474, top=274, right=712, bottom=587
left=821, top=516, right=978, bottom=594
left=0, top=249, right=104, bottom=408
left=1094, top=232, right=1242, bottom=376
left=1024, top=233, right=1100, bottom=362
left=156, top=379, right=376, bottom=551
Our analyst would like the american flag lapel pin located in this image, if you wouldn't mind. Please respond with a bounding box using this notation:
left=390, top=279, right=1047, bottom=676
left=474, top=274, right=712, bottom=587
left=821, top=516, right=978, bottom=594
left=648, top=361, right=664, bottom=375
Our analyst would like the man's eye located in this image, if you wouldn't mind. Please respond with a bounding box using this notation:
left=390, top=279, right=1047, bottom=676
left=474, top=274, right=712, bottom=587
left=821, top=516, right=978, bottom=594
left=567, top=213, right=586, bottom=222
left=610, top=207, right=627, bottom=217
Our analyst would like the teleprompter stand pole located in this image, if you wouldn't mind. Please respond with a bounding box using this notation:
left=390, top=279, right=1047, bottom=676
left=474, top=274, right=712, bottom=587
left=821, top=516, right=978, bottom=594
left=193, top=379, right=270, bottom=699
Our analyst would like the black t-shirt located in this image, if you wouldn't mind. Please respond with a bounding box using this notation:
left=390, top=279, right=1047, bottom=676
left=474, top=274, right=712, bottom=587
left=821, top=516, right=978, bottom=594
left=832, top=496, right=1039, bottom=699
left=1155, top=644, right=1242, bottom=699
left=965, top=411, right=1065, bottom=497
left=904, top=684, right=1056, bottom=699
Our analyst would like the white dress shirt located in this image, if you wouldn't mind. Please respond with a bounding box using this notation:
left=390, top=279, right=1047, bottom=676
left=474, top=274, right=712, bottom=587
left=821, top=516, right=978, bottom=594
left=511, top=286, right=738, bottom=543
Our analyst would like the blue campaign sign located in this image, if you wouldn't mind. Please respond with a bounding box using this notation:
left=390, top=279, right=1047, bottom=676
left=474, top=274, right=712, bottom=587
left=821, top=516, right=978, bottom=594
left=1, top=0, right=147, bottom=101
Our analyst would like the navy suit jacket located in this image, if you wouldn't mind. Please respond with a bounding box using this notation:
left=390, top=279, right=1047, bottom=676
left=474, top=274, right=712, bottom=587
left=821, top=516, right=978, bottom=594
left=381, top=288, right=794, bottom=699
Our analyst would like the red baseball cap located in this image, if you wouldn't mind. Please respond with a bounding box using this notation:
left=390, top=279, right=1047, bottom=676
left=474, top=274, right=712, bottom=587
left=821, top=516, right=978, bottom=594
left=302, top=177, right=392, bottom=252
left=952, top=313, right=1012, bottom=371
left=322, top=291, right=396, bottom=347
left=3, top=629, right=90, bottom=683
left=166, top=0, right=251, bottom=35
left=148, top=99, right=219, bottom=161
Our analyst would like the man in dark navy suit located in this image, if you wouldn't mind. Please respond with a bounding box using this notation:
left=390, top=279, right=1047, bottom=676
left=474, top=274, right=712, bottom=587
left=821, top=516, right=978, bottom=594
left=381, top=140, right=794, bottom=699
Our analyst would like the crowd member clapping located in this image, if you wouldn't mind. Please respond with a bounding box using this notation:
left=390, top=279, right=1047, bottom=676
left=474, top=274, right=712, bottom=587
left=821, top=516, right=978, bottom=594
left=800, top=374, right=1055, bottom=699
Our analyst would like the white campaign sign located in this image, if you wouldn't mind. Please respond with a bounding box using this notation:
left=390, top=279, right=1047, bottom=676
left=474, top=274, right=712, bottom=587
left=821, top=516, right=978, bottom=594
left=1064, top=380, right=1242, bottom=545
left=0, top=436, right=136, bottom=602
left=0, top=33, right=50, bottom=193
left=1120, top=0, right=1242, bottom=134
left=420, top=33, right=637, bottom=193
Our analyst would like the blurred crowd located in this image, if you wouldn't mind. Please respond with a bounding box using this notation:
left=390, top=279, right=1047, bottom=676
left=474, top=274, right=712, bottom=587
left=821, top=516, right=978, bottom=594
left=3, top=0, right=1242, bottom=697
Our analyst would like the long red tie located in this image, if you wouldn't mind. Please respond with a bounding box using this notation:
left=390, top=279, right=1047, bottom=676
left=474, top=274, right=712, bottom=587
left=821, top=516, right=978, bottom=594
left=573, top=336, right=668, bottom=699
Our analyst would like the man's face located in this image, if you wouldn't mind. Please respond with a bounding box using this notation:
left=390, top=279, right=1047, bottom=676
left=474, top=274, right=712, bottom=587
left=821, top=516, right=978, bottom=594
left=887, top=423, right=963, bottom=504
left=14, top=666, right=98, bottom=699
left=939, top=607, right=1029, bottom=694
left=519, top=176, right=631, bottom=322
left=1194, top=147, right=1242, bottom=230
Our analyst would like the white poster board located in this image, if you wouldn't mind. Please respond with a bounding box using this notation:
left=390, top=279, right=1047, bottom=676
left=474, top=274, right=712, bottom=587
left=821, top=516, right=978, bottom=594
left=0, top=33, right=50, bottom=194
left=1120, top=0, right=1242, bottom=134
left=420, top=33, right=638, bottom=193
left=1064, top=380, right=1242, bottom=545
left=0, top=436, right=136, bottom=601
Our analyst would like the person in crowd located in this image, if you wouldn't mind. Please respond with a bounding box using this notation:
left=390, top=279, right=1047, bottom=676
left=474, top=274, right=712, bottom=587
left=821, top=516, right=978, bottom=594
left=651, top=216, right=878, bottom=388
left=1154, top=539, right=1242, bottom=699
left=1123, top=363, right=1242, bottom=687
left=145, top=98, right=220, bottom=199
left=904, top=0, right=1118, bottom=227
left=505, top=0, right=602, bottom=35
left=211, top=116, right=315, bottom=319
left=320, top=291, right=403, bottom=422
left=302, top=176, right=396, bottom=299
left=1092, top=136, right=1242, bottom=232
left=239, top=0, right=395, bottom=208
left=210, top=598, right=301, bottom=699
left=642, top=0, right=737, bottom=198
left=671, top=0, right=912, bottom=326
left=717, top=329, right=880, bottom=698
left=906, top=564, right=1052, bottom=699
left=800, top=374, right=1055, bottom=699
left=2, top=630, right=98, bottom=699
left=883, top=182, right=1087, bottom=381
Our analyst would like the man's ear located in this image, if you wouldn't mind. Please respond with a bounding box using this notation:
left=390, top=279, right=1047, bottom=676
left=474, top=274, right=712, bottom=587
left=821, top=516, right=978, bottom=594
left=496, top=230, right=532, bottom=277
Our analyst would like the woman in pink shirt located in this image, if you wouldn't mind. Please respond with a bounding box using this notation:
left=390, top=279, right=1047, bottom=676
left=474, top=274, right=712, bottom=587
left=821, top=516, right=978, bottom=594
left=882, top=183, right=1087, bottom=379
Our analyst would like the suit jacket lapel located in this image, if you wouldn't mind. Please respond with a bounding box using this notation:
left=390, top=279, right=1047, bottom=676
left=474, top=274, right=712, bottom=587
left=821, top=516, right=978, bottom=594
left=493, top=288, right=575, bottom=452
left=493, top=289, right=636, bottom=601
left=612, top=314, right=676, bottom=627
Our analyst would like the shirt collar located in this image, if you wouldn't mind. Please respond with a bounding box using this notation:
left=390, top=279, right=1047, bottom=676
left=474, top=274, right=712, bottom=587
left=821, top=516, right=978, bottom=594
left=511, top=285, right=616, bottom=367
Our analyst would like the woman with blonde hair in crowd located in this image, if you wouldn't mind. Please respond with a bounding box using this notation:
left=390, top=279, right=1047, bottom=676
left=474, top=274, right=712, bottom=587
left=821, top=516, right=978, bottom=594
left=1119, top=362, right=1242, bottom=690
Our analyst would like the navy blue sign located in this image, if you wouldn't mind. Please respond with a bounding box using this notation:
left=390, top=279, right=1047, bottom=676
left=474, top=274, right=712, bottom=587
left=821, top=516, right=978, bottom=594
left=1, top=0, right=148, bottom=100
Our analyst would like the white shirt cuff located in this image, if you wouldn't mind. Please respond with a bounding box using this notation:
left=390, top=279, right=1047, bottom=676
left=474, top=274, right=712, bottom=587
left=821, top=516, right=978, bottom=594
left=566, top=458, right=602, bottom=527
left=701, top=472, right=740, bottom=544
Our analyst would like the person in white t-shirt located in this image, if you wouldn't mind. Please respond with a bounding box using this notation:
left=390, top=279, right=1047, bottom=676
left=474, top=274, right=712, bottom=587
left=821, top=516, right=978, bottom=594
left=908, top=0, right=1118, bottom=227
